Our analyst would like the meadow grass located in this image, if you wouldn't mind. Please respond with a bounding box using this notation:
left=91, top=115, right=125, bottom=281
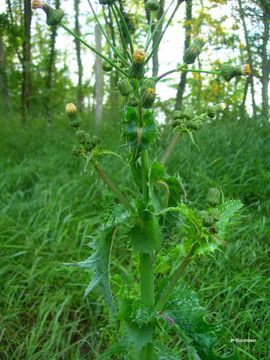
left=0, top=116, right=269, bottom=359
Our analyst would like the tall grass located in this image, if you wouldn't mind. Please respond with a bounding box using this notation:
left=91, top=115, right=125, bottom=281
left=0, top=116, right=269, bottom=359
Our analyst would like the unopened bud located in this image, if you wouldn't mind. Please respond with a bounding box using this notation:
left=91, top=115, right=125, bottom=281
left=142, top=88, right=156, bottom=108
left=207, top=103, right=226, bottom=118
left=102, top=61, right=113, bottom=72
left=117, top=78, right=133, bottom=96
left=65, top=103, right=81, bottom=128
left=76, top=130, right=90, bottom=145
left=32, top=0, right=64, bottom=26
left=145, top=0, right=160, bottom=11
left=183, top=38, right=205, bottom=65
left=207, top=188, right=221, bottom=206
left=72, top=145, right=84, bottom=157
left=99, top=0, right=115, bottom=4
left=91, top=136, right=101, bottom=147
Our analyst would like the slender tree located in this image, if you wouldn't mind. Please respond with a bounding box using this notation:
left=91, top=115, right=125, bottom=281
left=94, top=24, right=104, bottom=126
left=0, top=15, right=9, bottom=113
left=237, top=0, right=257, bottom=117
left=74, top=0, right=83, bottom=111
left=145, top=0, right=165, bottom=77
left=175, top=0, right=192, bottom=110
left=21, top=0, right=32, bottom=120
left=45, top=0, right=61, bottom=121
left=260, top=5, right=270, bottom=120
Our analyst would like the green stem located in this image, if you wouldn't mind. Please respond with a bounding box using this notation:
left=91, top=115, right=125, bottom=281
left=155, top=243, right=198, bottom=311
left=113, top=3, right=134, bottom=55
left=144, top=12, right=153, bottom=52
left=145, top=0, right=183, bottom=64
left=156, top=66, right=221, bottom=82
left=93, top=161, right=133, bottom=213
left=60, top=23, right=130, bottom=78
left=87, top=0, right=129, bottom=66
left=138, top=104, right=154, bottom=360
left=144, top=0, right=175, bottom=53
left=110, top=5, right=132, bottom=62
left=140, top=253, right=154, bottom=360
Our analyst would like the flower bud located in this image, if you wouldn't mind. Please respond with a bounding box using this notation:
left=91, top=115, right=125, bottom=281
left=142, top=88, right=156, bottom=108
left=102, top=61, right=113, bottom=72
left=91, top=135, right=101, bottom=147
left=183, top=38, right=205, bottom=64
left=65, top=103, right=81, bottom=128
left=99, top=0, right=115, bottom=4
left=241, top=64, right=251, bottom=76
left=207, top=103, right=226, bottom=118
left=145, top=0, right=160, bottom=11
left=72, top=145, right=84, bottom=157
left=76, top=130, right=90, bottom=145
left=207, top=188, right=221, bottom=206
left=133, top=50, right=146, bottom=64
left=32, top=1, right=64, bottom=26
left=220, top=63, right=251, bottom=82
left=117, top=78, right=133, bottom=96
left=31, top=0, right=45, bottom=9
left=173, top=110, right=184, bottom=120
left=142, top=78, right=156, bottom=91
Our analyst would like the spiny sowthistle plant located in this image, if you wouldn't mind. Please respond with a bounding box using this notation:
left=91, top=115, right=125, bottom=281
left=33, top=1, right=251, bottom=359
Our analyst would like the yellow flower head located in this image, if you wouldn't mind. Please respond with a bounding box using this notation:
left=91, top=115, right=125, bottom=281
left=133, top=50, right=146, bottom=64
left=31, top=0, right=45, bottom=9
left=241, top=64, right=251, bottom=76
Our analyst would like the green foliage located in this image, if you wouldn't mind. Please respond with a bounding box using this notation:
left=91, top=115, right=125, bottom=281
left=130, top=205, right=162, bottom=253
left=66, top=206, right=129, bottom=313
left=164, top=286, right=239, bottom=360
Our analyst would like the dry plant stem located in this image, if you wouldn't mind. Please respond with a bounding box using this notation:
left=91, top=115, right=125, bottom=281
left=93, top=161, right=133, bottom=213
left=161, top=132, right=181, bottom=165
left=155, top=243, right=198, bottom=311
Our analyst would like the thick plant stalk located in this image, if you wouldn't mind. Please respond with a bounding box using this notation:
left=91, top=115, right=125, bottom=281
left=140, top=142, right=155, bottom=359
left=140, top=252, right=155, bottom=360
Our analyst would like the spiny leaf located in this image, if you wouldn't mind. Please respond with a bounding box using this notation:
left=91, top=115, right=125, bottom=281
left=163, top=286, right=239, bottom=360
left=216, top=200, right=243, bottom=237
left=66, top=206, right=130, bottom=313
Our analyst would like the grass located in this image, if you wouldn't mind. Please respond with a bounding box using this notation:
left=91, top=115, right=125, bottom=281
left=0, top=115, right=269, bottom=359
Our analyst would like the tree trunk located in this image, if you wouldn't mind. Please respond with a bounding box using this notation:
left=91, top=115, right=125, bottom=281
left=21, top=0, right=32, bottom=121
left=144, top=0, right=165, bottom=77
left=261, top=8, right=270, bottom=120
left=237, top=0, right=257, bottom=117
left=0, top=32, right=9, bottom=113
left=74, top=0, right=83, bottom=111
left=94, top=25, right=104, bottom=126
left=45, top=0, right=60, bottom=121
left=175, top=0, right=192, bottom=110
left=152, top=1, right=165, bottom=77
